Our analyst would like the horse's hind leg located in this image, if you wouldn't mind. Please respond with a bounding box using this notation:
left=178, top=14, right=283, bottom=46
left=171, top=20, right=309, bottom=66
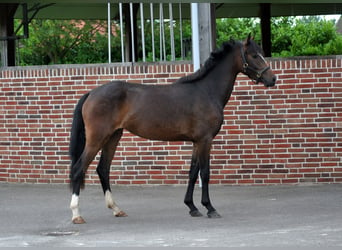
left=97, top=129, right=127, bottom=217
left=70, top=144, right=102, bottom=224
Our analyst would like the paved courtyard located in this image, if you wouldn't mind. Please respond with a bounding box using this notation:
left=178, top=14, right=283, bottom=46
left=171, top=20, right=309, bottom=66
left=0, top=183, right=341, bottom=247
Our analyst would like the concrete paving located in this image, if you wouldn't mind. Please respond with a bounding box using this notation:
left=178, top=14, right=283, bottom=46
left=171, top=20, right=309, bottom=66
left=0, top=183, right=341, bottom=247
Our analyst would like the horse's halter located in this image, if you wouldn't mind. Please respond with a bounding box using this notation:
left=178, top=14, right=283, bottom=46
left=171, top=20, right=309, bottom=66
left=240, top=46, right=270, bottom=84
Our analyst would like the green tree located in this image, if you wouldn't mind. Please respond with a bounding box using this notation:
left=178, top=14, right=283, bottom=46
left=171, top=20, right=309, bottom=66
left=271, top=17, right=295, bottom=57
left=216, top=18, right=261, bottom=47
left=18, top=19, right=120, bottom=65
left=271, top=16, right=342, bottom=57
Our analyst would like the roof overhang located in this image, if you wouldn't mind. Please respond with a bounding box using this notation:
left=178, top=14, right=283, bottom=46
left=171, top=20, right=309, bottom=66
left=1, top=1, right=341, bottom=20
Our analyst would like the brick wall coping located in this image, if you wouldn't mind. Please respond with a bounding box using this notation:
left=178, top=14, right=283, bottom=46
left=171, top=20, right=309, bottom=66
left=1, top=55, right=341, bottom=79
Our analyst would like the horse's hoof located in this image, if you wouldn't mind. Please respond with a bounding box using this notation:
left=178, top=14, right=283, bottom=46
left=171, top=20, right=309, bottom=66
left=72, top=216, right=86, bottom=224
left=115, top=211, right=128, bottom=217
left=207, top=210, right=222, bottom=219
left=189, top=210, right=203, bottom=217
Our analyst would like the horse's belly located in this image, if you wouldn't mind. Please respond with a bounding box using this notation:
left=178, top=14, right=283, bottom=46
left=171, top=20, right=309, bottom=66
left=124, top=116, right=193, bottom=142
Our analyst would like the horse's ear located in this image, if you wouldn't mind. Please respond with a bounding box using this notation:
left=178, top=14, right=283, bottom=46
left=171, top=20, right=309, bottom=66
left=246, top=33, right=253, bottom=45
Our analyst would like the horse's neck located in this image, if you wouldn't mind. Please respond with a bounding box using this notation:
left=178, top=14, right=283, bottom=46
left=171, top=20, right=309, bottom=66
left=201, top=48, right=240, bottom=109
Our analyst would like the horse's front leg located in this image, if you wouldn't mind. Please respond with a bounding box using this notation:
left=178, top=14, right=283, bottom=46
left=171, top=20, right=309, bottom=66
left=184, top=154, right=202, bottom=217
left=198, top=140, right=221, bottom=218
left=200, top=164, right=221, bottom=218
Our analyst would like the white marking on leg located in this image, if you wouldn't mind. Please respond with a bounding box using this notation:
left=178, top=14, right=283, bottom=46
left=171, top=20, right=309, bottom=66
left=105, top=190, right=124, bottom=216
left=70, top=194, right=81, bottom=221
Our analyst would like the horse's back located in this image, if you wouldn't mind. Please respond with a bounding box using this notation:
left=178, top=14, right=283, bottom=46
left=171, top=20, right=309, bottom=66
left=82, top=80, right=222, bottom=142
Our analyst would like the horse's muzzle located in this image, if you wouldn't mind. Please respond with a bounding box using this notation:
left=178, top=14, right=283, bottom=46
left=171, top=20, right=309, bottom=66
left=262, top=75, right=277, bottom=87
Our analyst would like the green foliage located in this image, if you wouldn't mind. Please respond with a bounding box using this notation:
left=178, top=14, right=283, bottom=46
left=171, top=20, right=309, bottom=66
left=17, top=19, right=121, bottom=65
left=271, top=17, right=295, bottom=56
left=16, top=15, right=342, bottom=66
left=271, top=16, right=342, bottom=57
left=217, top=16, right=342, bottom=57
left=216, top=18, right=261, bottom=47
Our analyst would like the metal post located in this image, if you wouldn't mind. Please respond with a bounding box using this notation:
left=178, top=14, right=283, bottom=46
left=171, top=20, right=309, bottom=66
left=150, top=3, right=155, bottom=61
left=140, top=3, right=146, bottom=62
left=119, top=3, right=125, bottom=63
left=169, top=3, right=175, bottom=61
left=162, top=6, right=166, bottom=61
left=159, top=3, right=164, bottom=61
left=130, top=3, right=135, bottom=63
left=191, top=3, right=200, bottom=71
left=179, top=3, right=184, bottom=60
left=107, top=1, right=111, bottom=63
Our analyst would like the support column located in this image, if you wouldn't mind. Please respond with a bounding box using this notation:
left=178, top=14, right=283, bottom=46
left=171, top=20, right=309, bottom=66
left=7, top=10, right=16, bottom=66
left=198, top=3, right=216, bottom=65
left=0, top=9, right=8, bottom=67
left=191, top=3, right=200, bottom=70
left=260, top=3, right=271, bottom=57
left=191, top=3, right=216, bottom=69
left=0, top=4, right=18, bottom=66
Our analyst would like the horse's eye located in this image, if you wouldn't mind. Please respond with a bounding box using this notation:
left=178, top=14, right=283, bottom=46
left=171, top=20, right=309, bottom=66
left=252, top=54, right=258, bottom=59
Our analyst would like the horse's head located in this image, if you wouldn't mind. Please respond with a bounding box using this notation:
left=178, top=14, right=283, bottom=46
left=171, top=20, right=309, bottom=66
left=240, top=34, right=276, bottom=87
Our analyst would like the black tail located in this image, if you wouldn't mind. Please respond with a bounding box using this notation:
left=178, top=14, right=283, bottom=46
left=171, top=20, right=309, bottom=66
left=69, top=93, right=90, bottom=188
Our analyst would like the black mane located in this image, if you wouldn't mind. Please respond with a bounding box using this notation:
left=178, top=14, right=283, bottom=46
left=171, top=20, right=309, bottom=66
left=176, top=40, right=237, bottom=84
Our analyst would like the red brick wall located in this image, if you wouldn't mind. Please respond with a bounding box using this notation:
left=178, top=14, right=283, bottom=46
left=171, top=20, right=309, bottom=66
left=0, top=57, right=341, bottom=185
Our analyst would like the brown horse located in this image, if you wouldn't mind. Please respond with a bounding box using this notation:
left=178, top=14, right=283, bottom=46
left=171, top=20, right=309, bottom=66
left=69, top=35, right=277, bottom=224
